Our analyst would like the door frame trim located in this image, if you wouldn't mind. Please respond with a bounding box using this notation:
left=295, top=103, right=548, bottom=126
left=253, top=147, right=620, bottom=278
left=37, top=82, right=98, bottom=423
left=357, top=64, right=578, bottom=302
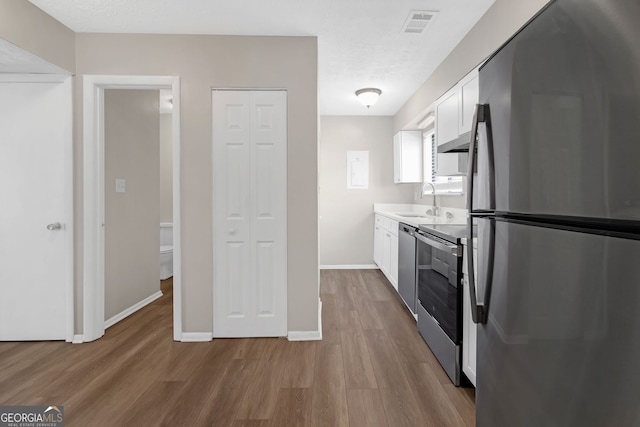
left=0, top=73, right=74, bottom=342
left=83, top=75, right=182, bottom=342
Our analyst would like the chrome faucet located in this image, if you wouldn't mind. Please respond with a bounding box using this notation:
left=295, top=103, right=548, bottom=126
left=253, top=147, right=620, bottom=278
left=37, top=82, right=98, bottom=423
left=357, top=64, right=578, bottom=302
left=422, top=182, right=439, bottom=216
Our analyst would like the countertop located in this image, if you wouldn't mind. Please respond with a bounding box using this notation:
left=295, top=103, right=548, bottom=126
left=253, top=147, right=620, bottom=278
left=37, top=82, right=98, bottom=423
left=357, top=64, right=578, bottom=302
left=373, top=203, right=467, bottom=228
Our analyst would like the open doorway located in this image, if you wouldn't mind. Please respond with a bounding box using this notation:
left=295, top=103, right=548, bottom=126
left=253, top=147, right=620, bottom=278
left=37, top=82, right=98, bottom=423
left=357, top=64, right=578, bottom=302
left=102, top=88, right=167, bottom=332
left=83, top=76, right=181, bottom=342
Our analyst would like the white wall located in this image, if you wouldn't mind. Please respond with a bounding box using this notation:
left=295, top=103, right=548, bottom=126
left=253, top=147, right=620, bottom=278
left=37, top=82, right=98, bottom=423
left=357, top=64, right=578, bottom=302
left=159, top=113, right=173, bottom=223
left=319, top=116, right=414, bottom=266
left=104, top=89, right=160, bottom=320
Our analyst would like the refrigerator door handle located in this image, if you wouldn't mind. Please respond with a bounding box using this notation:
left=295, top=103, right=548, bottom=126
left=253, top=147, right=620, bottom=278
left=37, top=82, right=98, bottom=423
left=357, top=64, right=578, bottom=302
left=484, top=104, right=496, bottom=211
left=467, top=215, right=483, bottom=324
left=467, top=104, right=481, bottom=324
left=467, top=217, right=495, bottom=324
left=466, top=103, right=495, bottom=325
left=466, top=103, right=495, bottom=213
left=466, top=104, right=481, bottom=215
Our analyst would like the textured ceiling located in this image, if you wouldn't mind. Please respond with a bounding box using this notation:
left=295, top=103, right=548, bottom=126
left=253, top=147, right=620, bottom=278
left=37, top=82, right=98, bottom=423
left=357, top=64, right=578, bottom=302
left=28, top=0, right=495, bottom=116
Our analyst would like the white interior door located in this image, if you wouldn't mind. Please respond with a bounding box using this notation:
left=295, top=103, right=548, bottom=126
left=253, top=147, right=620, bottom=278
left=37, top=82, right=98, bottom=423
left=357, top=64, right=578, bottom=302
left=212, top=90, right=287, bottom=337
left=0, top=76, right=73, bottom=341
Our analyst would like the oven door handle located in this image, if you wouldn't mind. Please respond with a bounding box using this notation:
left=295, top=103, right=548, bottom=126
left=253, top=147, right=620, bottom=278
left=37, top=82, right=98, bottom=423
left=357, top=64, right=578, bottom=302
left=416, top=232, right=461, bottom=257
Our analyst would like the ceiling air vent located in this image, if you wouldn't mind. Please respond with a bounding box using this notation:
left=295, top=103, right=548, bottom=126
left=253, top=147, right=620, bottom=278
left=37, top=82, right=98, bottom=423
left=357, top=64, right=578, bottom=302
left=402, top=10, right=438, bottom=34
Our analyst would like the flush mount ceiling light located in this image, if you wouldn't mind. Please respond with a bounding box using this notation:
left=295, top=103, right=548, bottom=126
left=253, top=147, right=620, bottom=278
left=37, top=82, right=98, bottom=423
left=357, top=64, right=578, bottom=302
left=355, top=88, right=382, bottom=109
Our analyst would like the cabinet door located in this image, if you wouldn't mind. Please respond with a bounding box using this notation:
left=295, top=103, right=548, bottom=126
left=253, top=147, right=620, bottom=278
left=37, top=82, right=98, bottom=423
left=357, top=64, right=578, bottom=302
left=390, top=233, right=399, bottom=290
left=435, top=87, right=459, bottom=146
left=381, top=231, right=391, bottom=276
left=458, top=69, right=479, bottom=135
left=393, top=131, right=423, bottom=183
left=393, top=132, right=402, bottom=183
left=374, top=216, right=383, bottom=266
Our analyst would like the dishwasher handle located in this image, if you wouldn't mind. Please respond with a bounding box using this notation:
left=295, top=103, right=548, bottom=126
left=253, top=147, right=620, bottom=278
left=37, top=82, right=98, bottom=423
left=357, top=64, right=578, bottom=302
left=416, top=231, right=461, bottom=257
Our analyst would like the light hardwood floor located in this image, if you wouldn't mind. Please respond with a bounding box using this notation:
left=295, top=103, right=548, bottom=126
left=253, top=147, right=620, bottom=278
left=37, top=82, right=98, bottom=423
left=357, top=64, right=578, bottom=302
left=0, top=270, right=475, bottom=426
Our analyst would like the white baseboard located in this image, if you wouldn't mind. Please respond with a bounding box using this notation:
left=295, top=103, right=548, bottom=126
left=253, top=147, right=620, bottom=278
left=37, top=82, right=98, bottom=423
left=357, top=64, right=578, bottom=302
left=181, top=332, right=213, bottom=342
left=288, top=298, right=323, bottom=341
left=318, top=298, right=323, bottom=340
left=320, top=264, right=378, bottom=270
left=72, top=334, right=84, bottom=344
left=104, top=290, right=163, bottom=329
left=318, top=297, right=322, bottom=340
left=288, top=330, right=322, bottom=341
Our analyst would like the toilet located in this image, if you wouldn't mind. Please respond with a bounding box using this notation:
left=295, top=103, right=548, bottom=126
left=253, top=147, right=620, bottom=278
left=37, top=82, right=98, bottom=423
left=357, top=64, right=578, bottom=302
left=160, top=223, right=173, bottom=280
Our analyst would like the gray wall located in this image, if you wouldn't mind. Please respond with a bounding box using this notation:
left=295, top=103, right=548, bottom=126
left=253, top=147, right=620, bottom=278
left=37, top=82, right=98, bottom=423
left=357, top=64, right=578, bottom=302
left=104, top=89, right=160, bottom=320
left=0, top=0, right=75, bottom=73
left=74, top=34, right=319, bottom=333
left=159, top=113, right=173, bottom=223
left=394, top=0, right=550, bottom=132
left=319, top=116, right=415, bottom=266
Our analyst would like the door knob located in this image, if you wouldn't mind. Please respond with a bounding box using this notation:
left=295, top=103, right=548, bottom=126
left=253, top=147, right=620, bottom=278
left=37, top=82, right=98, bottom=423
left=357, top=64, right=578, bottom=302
left=47, top=222, right=62, bottom=231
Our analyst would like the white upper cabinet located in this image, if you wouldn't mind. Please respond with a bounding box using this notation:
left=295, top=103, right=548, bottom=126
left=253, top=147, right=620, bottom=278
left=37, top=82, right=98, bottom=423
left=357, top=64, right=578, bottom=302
left=393, top=130, right=423, bottom=183
left=435, top=67, right=479, bottom=148
left=435, top=88, right=459, bottom=147
left=458, top=69, right=479, bottom=135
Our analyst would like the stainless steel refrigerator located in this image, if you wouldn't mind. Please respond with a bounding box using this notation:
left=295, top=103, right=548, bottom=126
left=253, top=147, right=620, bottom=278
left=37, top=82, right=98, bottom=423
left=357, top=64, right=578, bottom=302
left=464, top=0, right=640, bottom=425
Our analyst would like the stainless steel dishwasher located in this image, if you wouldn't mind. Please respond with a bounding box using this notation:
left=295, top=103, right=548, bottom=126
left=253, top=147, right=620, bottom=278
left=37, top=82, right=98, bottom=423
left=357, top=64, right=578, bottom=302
left=398, top=223, right=418, bottom=315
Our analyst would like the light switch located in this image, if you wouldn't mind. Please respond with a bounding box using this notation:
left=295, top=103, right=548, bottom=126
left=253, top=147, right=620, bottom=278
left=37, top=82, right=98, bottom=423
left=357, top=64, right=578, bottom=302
left=115, top=179, right=126, bottom=193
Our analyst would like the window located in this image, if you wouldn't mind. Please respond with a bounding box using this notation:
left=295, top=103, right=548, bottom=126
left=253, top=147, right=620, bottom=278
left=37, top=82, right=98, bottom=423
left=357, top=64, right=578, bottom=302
left=423, top=131, right=436, bottom=183
left=422, top=131, right=464, bottom=195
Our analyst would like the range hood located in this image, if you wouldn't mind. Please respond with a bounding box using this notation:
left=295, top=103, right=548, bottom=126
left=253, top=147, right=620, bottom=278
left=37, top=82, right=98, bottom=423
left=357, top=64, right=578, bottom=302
left=437, top=131, right=471, bottom=153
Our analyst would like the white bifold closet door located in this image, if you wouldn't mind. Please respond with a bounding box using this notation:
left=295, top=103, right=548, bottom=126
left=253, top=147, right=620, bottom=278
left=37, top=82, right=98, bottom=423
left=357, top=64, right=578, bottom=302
left=212, top=90, right=287, bottom=338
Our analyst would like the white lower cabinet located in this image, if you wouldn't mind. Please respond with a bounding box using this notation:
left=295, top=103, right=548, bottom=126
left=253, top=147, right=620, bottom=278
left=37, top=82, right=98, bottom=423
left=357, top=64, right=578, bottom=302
left=374, top=218, right=383, bottom=266
left=390, top=233, right=398, bottom=290
left=462, top=243, right=478, bottom=386
left=373, top=214, right=399, bottom=289
left=381, top=230, right=391, bottom=276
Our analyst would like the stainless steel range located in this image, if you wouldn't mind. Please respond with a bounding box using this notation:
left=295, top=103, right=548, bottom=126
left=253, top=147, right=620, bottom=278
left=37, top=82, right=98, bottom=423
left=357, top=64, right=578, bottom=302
left=415, top=224, right=466, bottom=385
